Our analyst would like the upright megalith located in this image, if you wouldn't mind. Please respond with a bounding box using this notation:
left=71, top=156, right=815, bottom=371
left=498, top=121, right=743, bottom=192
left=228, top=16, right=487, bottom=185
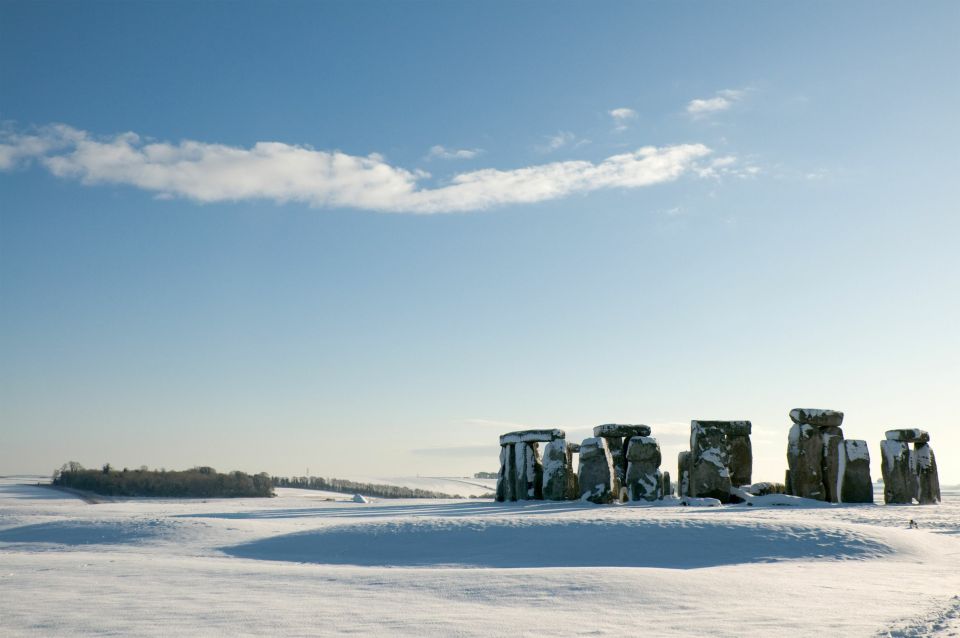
left=840, top=439, right=873, bottom=503
left=495, top=429, right=565, bottom=502
left=662, top=471, right=672, bottom=498
left=786, top=409, right=846, bottom=502
left=880, top=439, right=914, bottom=504
left=543, top=439, right=575, bottom=501
left=593, top=424, right=652, bottom=486
left=688, top=421, right=732, bottom=501
left=916, top=443, right=941, bottom=505
left=723, top=421, right=753, bottom=487
left=578, top=437, right=617, bottom=504
left=882, top=429, right=941, bottom=505
left=678, top=451, right=691, bottom=498
left=787, top=423, right=825, bottom=500
left=624, top=436, right=663, bottom=502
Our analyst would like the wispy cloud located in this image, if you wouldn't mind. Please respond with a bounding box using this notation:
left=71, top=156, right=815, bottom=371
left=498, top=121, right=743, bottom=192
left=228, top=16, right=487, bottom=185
left=609, top=107, right=638, bottom=131
left=1, top=123, right=714, bottom=214
left=427, top=145, right=482, bottom=160
left=696, top=154, right=760, bottom=179
left=537, top=131, right=589, bottom=153
left=686, top=89, right=745, bottom=118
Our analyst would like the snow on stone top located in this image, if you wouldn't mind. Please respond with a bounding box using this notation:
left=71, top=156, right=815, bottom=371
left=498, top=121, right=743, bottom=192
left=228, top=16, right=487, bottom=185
left=690, top=420, right=752, bottom=436
left=880, top=439, right=907, bottom=469
left=592, top=424, right=652, bottom=438
left=884, top=429, right=930, bottom=443
left=844, top=439, right=870, bottom=462
left=498, top=429, right=565, bottom=445
left=789, top=409, right=844, bottom=427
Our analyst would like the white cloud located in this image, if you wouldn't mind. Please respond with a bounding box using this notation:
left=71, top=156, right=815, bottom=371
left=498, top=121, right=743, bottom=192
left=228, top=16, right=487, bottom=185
left=537, top=131, right=589, bottom=153
left=427, top=145, right=482, bottom=160
left=609, top=107, right=638, bottom=131
left=696, top=155, right=760, bottom=179
left=686, top=89, right=745, bottom=117
left=1, top=124, right=715, bottom=214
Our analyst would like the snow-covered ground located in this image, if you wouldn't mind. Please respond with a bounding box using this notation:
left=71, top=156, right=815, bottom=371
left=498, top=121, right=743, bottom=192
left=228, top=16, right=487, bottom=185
left=1, top=476, right=958, bottom=637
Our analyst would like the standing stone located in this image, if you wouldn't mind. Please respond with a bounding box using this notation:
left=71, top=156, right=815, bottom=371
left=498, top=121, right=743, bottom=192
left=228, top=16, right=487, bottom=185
left=501, top=443, right=517, bottom=501
left=542, top=439, right=570, bottom=501
left=593, top=425, right=651, bottom=486
left=678, top=451, right=691, bottom=498
left=723, top=422, right=753, bottom=487
left=662, top=471, right=672, bottom=498
left=787, top=423, right=825, bottom=500
left=566, top=442, right=581, bottom=500
left=884, top=429, right=930, bottom=444
left=880, top=439, right=914, bottom=504
left=784, top=469, right=792, bottom=495
left=578, top=437, right=616, bottom=504
left=625, top=436, right=663, bottom=502
left=916, top=442, right=941, bottom=505
left=605, top=436, right=627, bottom=486
left=496, top=445, right=509, bottom=501
left=840, top=439, right=873, bottom=503
left=820, top=425, right=845, bottom=503
left=689, top=421, right=732, bottom=501
left=512, top=442, right=543, bottom=500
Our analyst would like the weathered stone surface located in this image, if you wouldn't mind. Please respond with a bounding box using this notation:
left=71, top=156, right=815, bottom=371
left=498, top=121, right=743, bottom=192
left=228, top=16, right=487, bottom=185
left=541, top=439, right=570, bottom=501
left=787, top=423, right=825, bottom=500
left=820, top=425, right=845, bottom=503
left=784, top=468, right=792, bottom=495
left=625, top=436, right=663, bottom=502
left=499, top=429, right=565, bottom=446
left=495, top=445, right=509, bottom=502
left=789, top=409, right=844, bottom=427
left=662, top=471, right=672, bottom=498
left=916, top=442, right=941, bottom=505
left=678, top=451, right=691, bottom=498
left=566, top=442, right=581, bottom=454
left=689, top=421, right=732, bottom=502
left=512, top=442, right=543, bottom=500
left=726, top=433, right=753, bottom=487
left=884, top=429, right=930, bottom=444
left=578, top=437, right=616, bottom=504
left=840, top=439, right=873, bottom=503
left=605, top=436, right=627, bottom=486
left=593, top=424, right=652, bottom=438
left=880, top=439, right=914, bottom=504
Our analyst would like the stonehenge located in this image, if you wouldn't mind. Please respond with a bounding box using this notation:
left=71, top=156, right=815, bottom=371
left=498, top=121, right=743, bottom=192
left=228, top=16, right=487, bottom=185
left=494, top=413, right=943, bottom=507
left=785, top=409, right=873, bottom=503
left=882, top=429, right=941, bottom=505
left=677, top=420, right=753, bottom=503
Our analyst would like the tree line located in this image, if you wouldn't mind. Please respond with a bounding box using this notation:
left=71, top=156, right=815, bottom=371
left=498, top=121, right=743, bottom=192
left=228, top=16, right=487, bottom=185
left=272, top=475, right=464, bottom=499
left=53, top=462, right=273, bottom=498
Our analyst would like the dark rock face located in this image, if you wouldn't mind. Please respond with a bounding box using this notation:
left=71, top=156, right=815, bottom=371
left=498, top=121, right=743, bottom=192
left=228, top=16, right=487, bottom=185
left=496, top=444, right=510, bottom=501
left=511, top=442, right=543, bottom=500
left=881, top=440, right=914, bottom=504
left=784, top=468, right=792, bottom=496
left=605, top=436, right=627, bottom=486
left=884, top=429, right=930, bottom=444
left=541, top=439, right=571, bottom=501
left=678, top=451, right=691, bottom=498
left=789, top=409, right=844, bottom=427
left=661, top=471, right=672, bottom=498
left=725, top=431, right=753, bottom=488
left=689, top=422, right=732, bottom=501
left=840, top=439, right=873, bottom=504
left=820, top=425, right=845, bottom=503
left=578, top=437, right=616, bottom=504
left=593, top=424, right=652, bottom=438
left=916, top=443, right=941, bottom=505
left=787, top=423, right=825, bottom=500
left=624, top=436, right=663, bottom=502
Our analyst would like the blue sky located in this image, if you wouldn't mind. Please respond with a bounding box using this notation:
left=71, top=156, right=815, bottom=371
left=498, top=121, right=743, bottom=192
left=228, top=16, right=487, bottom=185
left=1, top=1, right=958, bottom=483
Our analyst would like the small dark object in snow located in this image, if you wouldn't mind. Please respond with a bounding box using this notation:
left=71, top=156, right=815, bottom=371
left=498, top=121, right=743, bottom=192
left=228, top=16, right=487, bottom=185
left=908, top=519, right=919, bottom=529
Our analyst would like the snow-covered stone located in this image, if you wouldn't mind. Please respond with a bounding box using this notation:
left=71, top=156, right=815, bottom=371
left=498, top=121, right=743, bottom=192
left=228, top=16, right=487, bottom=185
left=789, top=408, right=844, bottom=427
left=351, top=494, right=369, bottom=503
left=787, top=423, right=825, bottom=500
left=689, top=421, right=732, bottom=502
left=884, top=429, right=930, bottom=444
left=840, top=440, right=873, bottom=504
left=880, top=439, right=914, bottom=504
left=625, top=436, right=662, bottom=502
left=498, top=429, right=566, bottom=446
left=678, top=451, right=691, bottom=498
left=820, top=425, right=845, bottom=503
left=542, top=439, right=572, bottom=501
left=511, top=442, right=543, bottom=500
left=592, top=424, right=652, bottom=438
left=915, top=442, right=941, bottom=505
left=577, top=437, right=616, bottom=504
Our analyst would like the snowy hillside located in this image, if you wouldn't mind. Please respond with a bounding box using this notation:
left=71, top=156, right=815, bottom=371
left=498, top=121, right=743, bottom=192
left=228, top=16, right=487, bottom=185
left=1, top=476, right=958, bottom=636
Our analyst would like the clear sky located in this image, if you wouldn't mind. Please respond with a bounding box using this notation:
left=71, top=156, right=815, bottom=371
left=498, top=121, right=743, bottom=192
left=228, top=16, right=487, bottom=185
left=2, top=1, right=958, bottom=485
